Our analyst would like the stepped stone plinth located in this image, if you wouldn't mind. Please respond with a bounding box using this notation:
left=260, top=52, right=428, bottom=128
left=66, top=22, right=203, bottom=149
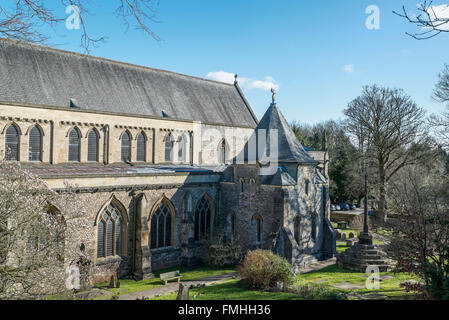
left=337, top=233, right=390, bottom=273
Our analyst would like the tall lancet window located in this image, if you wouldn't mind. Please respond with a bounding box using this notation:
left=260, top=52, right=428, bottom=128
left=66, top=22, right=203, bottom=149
left=5, top=124, right=19, bottom=161
left=87, top=130, right=99, bottom=162
left=164, top=133, right=174, bottom=162
left=251, top=214, right=262, bottom=244
left=136, top=132, right=146, bottom=162
left=178, top=134, right=187, bottom=163
left=68, top=128, right=81, bottom=162
left=28, top=126, right=42, bottom=162
left=217, top=139, right=227, bottom=164
left=294, top=216, right=301, bottom=245
left=121, top=131, right=131, bottom=162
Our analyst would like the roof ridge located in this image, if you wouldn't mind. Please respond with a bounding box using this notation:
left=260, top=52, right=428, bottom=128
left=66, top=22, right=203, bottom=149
left=0, top=37, right=234, bottom=87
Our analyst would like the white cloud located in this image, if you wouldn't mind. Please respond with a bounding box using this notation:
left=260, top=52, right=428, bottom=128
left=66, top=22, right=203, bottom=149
left=206, top=71, right=279, bottom=92
left=343, top=64, right=355, bottom=73
left=426, top=4, right=449, bottom=31
left=206, top=71, right=241, bottom=84
left=246, top=77, right=279, bottom=91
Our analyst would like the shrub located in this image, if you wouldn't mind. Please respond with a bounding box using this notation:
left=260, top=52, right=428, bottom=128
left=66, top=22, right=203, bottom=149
left=205, top=232, right=244, bottom=268
left=238, top=250, right=295, bottom=290
left=423, top=266, right=449, bottom=300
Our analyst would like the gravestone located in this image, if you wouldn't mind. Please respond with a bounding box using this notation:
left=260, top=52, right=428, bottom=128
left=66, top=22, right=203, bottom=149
left=337, top=221, right=348, bottom=229
left=109, top=275, right=117, bottom=288
left=336, top=231, right=341, bottom=240
left=176, top=283, right=190, bottom=300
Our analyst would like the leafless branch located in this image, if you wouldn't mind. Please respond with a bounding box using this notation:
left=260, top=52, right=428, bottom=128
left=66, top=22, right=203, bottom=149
left=394, top=1, right=449, bottom=40
left=0, top=0, right=161, bottom=53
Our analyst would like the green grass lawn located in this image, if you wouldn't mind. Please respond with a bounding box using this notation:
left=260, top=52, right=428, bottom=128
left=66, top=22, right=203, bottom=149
left=151, top=263, right=421, bottom=301
left=150, top=279, right=303, bottom=300
left=332, top=223, right=384, bottom=253
left=297, top=264, right=420, bottom=300
left=336, top=241, right=349, bottom=253
left=94, top=265, right=236, bottom=298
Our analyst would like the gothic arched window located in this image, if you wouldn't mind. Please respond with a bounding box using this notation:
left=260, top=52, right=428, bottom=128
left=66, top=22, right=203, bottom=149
left=184, top=192, right=193, bottom=214
left=178, top=134, right=187, bottom=163
left=164, top=133, right=174, bottom=162
left=249, top=178, right=256, bottom=195
left=217, top=139, right=227, bottom=164
left=311, top=213, right=317, bottom=241
left=97, top=203, right=125, bottom=258
left=121, top=131, right=131, bottom=162
left=87, top=129, right=99, bottom=162
left=149, top=198, right=175, bottom=249
left=239, top=179, right=244, bottom=194
left=294, top=216, right=301, bottom=245
left=305, top=179, right=310, bottom=196
left=68, top=128, right=81, bottom=162
left=136, top=132, right=146, bottom=162
left=5, top=124, right=20, bottom=161
left=28, top=126, right=42, bottom=162
left=251, top=214, right=262, bottom=244
left=194, top=195, right=213, bottom=241
left=226, top=211, right=235, bottom=239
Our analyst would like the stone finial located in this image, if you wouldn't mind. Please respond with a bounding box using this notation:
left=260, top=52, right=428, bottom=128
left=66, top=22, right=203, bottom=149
left=271, top=88, right=276, bottom=104
left=234, top=74, right=238, bottom=84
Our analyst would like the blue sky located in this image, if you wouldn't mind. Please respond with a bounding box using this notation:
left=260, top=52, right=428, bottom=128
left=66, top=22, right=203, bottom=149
left=44, top=0, right=449, bottom=124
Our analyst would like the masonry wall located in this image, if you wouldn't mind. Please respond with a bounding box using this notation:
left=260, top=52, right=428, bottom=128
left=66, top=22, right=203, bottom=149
left=0, top=104, right=254, bottom=166
left=221, top=163, right=331, bottom=268
left=220, top=165, right=282, bottom=253
left=56, top=181, right=219, bottom=284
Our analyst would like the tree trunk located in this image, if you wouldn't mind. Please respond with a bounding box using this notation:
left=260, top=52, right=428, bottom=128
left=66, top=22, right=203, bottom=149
left=377, top=163, right=387, bottom=223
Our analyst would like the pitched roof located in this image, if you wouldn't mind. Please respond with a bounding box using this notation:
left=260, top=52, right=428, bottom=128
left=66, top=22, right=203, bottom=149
left=257, top=103, right=318, bottom=164
left=0, top=38, right=258, bottom=127
left=260, top=166, right=297, bottom=186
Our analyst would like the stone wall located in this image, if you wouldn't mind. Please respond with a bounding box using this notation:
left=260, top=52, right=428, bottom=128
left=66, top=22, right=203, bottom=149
left=0, top=103, right=254, bottom=166
left=59, top=183, right=219, bottom=283
left=220, top=163, right=333, bottom=267
left=220, top=165, right=282, bottom=254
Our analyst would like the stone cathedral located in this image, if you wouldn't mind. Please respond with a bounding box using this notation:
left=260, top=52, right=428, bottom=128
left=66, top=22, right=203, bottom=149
left=0, top=38, right=336, bottom=283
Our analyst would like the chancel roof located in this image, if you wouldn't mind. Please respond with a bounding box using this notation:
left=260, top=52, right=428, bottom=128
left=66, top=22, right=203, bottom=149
left=0, top=38, right=258, bottom=127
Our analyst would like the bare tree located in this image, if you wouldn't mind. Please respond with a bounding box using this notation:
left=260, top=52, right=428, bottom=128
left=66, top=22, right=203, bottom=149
left=430, top=65, right=449, bottom=149
left=0, top=0, right=161, bottom=52
left=0, top=160, right=95, bottom=299
left=387, top=158, right=449, bottom=299
left=394, top=1, right=449, bottom=40
left=344, top=85, right=428, bottom=222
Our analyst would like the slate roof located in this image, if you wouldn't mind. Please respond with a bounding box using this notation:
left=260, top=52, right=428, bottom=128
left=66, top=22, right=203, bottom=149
left=257, top=103, right=318, bottom=164
left=314, top=168, right=328, bottom=185
left=0, top=38, right=258, bottom=127
left=260, top=166, right=297, bottom=186
left=22, top=163, right=226, bottom=178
